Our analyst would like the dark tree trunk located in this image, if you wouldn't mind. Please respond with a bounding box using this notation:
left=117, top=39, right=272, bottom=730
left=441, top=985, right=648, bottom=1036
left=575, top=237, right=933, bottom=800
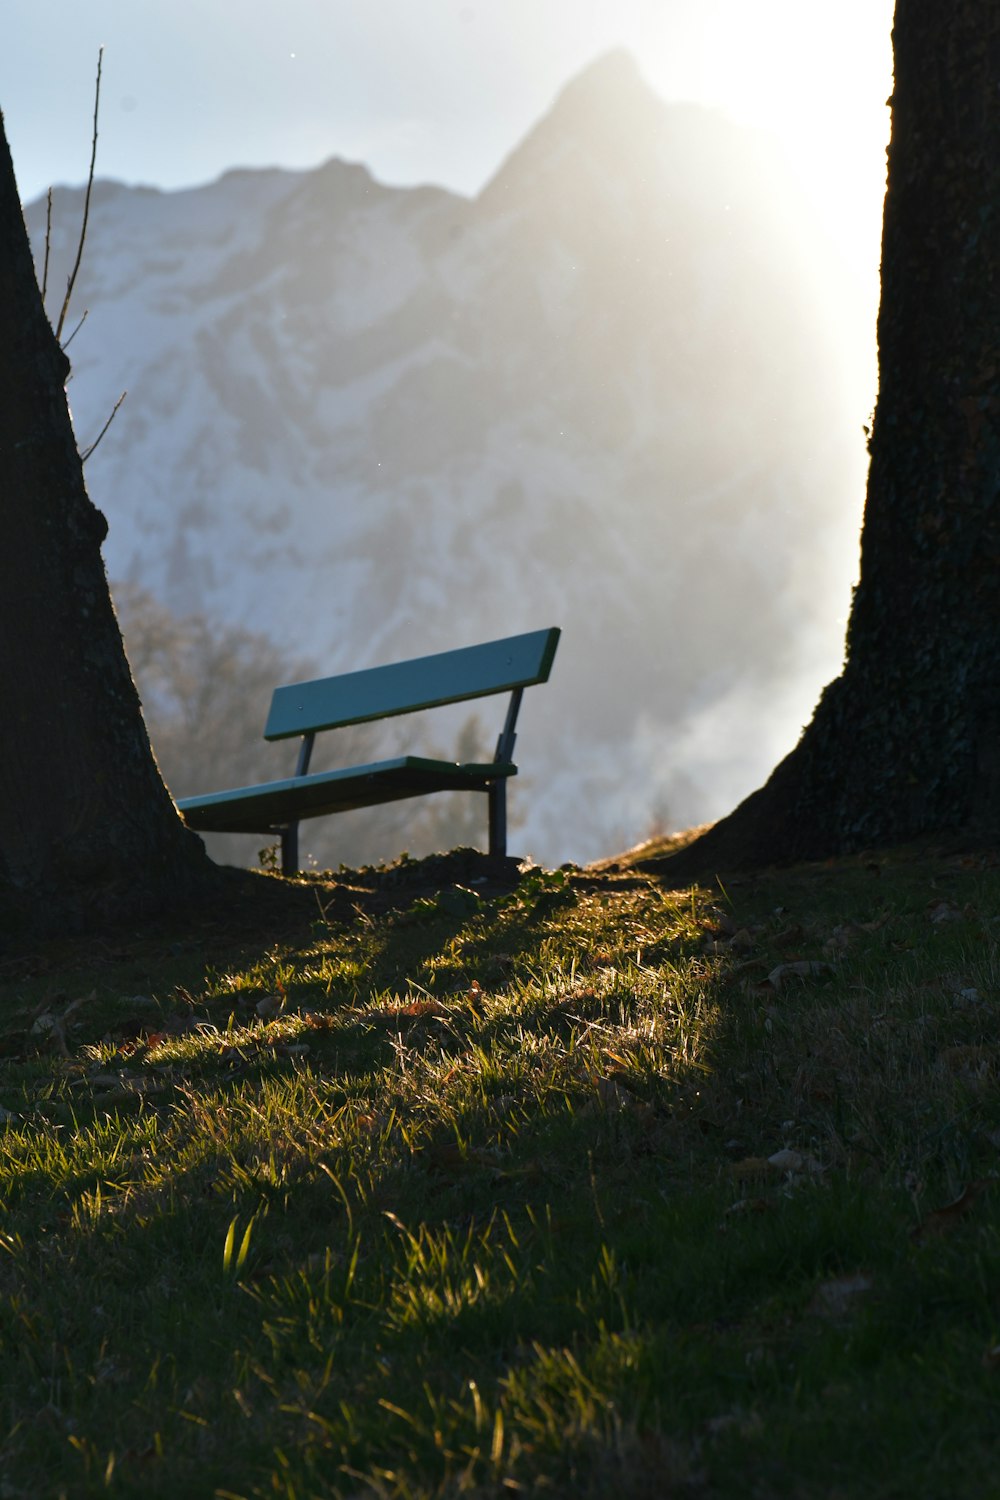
left=644, top=0, right=1000, bottom=880
left=0, top=111, right=216, bottom=936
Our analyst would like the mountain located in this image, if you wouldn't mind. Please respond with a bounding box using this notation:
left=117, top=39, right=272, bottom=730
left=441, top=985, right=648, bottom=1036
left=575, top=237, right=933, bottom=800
left=24, top=51, right=870, bottom=865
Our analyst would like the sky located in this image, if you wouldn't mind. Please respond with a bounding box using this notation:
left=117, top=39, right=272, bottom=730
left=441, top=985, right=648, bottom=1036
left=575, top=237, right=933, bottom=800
left=4, top=0, right=894, bottom=301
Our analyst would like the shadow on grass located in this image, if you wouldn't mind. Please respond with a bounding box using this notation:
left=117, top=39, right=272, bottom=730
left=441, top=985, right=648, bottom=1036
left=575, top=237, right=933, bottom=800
left=3, top=845, right=1000, bottom=1495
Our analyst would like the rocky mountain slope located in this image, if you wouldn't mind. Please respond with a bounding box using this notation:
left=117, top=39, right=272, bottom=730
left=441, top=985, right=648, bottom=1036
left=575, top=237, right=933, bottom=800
left=26, top=51, right=871, bottom=864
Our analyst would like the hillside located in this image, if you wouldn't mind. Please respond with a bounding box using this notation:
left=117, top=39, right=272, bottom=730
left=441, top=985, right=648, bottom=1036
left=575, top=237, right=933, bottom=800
left=1, top=843, right=998, bottom=1494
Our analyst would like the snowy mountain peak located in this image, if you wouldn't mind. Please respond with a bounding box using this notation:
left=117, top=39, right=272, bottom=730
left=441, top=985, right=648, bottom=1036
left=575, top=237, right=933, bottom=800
left=23, top=57, right=869, bottom=865
left=552, top=46, right=646, bottom=106
left=478, top=49, right=664, bottom=203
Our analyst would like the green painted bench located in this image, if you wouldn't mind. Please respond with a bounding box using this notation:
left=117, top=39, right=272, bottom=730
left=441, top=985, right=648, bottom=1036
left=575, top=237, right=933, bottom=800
left=177, top=627, right=561, bottom=875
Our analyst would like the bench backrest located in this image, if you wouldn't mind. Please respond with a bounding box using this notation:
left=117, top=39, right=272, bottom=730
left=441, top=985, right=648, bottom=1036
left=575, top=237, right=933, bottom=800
left=263, top=627, right=561, bottom=742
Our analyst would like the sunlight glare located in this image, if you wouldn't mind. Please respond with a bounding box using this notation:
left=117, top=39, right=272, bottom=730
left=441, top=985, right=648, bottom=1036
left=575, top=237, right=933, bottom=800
left=637, top=0, right=895, bottom=302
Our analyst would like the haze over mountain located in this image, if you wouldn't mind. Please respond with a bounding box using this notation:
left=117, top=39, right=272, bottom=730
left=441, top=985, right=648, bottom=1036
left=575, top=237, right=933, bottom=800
left=26, top=51, right=871, bottom=865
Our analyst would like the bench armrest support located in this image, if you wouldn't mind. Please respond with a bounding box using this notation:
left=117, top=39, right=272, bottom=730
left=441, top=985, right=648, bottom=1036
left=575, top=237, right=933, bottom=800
left=295, top=732, right=316, bottom=778
left=280, top=732, right=316, bottom=874
left=494, top=686, right=523, bottom=766
left=487, top=687, right=524, bottom=859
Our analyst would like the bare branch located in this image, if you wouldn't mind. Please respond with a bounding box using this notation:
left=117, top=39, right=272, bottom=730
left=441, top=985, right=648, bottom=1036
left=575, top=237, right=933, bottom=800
left=61, top=309, right=88, bottom=351
left=80, top=389, right=126, bottom=464
left=55, top=46, right=103, bottom=343
left=41, top=188, right=52, bottom=304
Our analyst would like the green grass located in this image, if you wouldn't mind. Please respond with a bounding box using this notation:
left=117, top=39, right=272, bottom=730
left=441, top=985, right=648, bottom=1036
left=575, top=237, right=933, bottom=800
left=2, top=844, right=1000, bottom=1497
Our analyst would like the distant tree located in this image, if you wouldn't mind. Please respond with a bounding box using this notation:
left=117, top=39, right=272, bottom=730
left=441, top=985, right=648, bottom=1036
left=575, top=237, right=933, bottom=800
left=114, top=582, right=317, bottom=868
left=645, top=0, right=1000, bottom=877
left=0, top=111, right=217, bottom=936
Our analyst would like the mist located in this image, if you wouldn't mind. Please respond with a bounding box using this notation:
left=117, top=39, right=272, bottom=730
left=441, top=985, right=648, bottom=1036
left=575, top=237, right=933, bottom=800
left=29, top=52, right=877, bottom=868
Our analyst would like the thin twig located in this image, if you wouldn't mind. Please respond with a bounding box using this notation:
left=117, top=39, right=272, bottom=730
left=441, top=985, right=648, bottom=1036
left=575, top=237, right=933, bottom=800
left=80, top=390, right=126, bottom=463
left=41, top=187, right=52, bottom=303
left=61, top=309, right=88, bottom=351
left=56, top=46, right=103, bottom=343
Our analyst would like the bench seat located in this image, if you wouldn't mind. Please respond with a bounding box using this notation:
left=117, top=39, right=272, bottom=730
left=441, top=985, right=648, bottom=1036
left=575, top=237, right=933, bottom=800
left=175, top=627, right=559, bottom=873
left=179, top=756, right=515, bottom=836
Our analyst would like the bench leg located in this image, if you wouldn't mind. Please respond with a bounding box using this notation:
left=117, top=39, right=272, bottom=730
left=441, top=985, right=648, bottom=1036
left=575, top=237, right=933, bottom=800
left=281, top=823, right=299, bottom=876
left=488, top=781, right=507, bottom=859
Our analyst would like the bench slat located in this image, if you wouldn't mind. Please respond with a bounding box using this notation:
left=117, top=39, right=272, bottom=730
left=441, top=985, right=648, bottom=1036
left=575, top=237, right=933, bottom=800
left=263, top=627, right=560, bottom=741
left=178, top=756, right=516, bottom=835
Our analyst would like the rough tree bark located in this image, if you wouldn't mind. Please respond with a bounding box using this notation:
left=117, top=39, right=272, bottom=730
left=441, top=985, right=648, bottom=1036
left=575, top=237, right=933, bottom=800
left=644, top=0, right=1000, bottom=880
left=0, top=110, right=217, bottom=936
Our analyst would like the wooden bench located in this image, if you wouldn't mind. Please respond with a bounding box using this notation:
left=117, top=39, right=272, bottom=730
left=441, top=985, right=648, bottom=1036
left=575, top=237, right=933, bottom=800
left=176, top=627, right=560, bottom=875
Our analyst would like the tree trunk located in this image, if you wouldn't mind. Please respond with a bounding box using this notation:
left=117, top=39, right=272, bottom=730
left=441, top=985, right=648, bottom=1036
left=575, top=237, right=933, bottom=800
left=0, top=110, right=216, bottom=936
left=643, top=0, right=1000, bottom=879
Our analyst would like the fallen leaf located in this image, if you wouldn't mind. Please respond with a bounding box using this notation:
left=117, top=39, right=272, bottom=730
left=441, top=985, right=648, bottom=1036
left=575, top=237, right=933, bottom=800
left=76, top=1072, right=129, bottom=1089
left=596, top=1076, right=632, bottom=1111
left=730, top=959, right=769, bottom=978
left=936, top=1045, right=997, bottom=1077
left=792, top=1066, right=836, bottom=1105
left=767, top=961, right=835, bottom=989
left=370, top=998, right=449, bottom=1021
left=824, top=925, right=859, bottom=953
left=61, top=990, right=97, bottom=1021
left=728, top=1157, right=775, bottom=1183
left=400, top=998, right=448, bottom=1017
left=912, top=1180, right=991, bottom=1241
left=705, top=1410, right=762, bottom=1438
left=421, top=1143, right=503, bottom=1174
left=927, top=900, right=963, bottom=924
left=302, top=1010, right=336, bottom=1029
left=768, top=1148, right=824, bottom=1176
left=808, top=1272, right=874, bottom=1320
left=727, top=928, right=755, bottom=952
left=704, top=1413, right=741, bottom=1437
left=30, top=1012, right=73, bottom=1057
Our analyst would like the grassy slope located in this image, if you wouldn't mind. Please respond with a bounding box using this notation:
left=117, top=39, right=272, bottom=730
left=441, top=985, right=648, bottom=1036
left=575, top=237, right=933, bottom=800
left=2, top=845, right=1000, bottom=1498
